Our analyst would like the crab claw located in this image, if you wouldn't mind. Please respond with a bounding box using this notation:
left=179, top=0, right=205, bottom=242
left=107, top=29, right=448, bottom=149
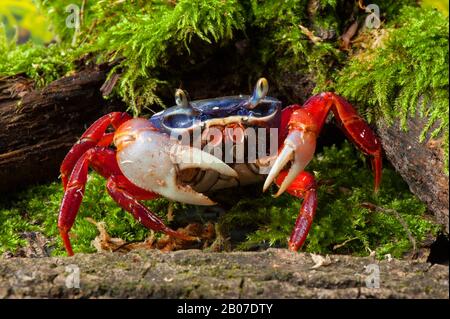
left=263, top=130, right=316, bottom=197
left=115, top=119, right=237, bottom=206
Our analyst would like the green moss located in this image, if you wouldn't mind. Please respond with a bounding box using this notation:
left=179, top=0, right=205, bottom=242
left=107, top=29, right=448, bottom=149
left=1, top=1, right=246, bottom=112
left=220, top=142, right=439, bottom=258
left=0, top=24, right=74, bottom=87
left=33, top=0, right=246, bottom=115
left=0, top=142, right=439, bottom=258
left=0, top=173, right=173, bottom=256
left=1, top=1, right=422, bottom=114
left=249, top=0, right=418, bottom=91
left=248, top=0, right=342, bottom=88
left=330, top=7, right=449, bottom=172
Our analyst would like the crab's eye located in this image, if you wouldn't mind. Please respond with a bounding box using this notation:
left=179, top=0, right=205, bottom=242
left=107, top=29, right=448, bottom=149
left=247, top=77, right=269, bottom=109
left=163, top=113, right=194, bottom=128
left=255, top=77, right=269, bottom=99
left=175, top=89, right=190, bottom=108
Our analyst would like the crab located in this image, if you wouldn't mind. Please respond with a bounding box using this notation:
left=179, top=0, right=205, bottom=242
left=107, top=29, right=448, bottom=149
left=58, top=78, right=382, bottom=256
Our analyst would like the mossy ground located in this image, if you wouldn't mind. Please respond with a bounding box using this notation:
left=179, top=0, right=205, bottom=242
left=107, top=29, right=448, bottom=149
left=225, top=142, right=439, bottom=258
left=0, top=141, right=439, bottom=258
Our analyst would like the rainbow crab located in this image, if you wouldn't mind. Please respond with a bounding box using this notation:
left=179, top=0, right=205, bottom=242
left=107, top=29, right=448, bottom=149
left=59, top=78, right=382, bottom=256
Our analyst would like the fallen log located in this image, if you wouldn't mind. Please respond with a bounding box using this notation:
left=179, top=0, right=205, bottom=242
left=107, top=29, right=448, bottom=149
left=0, top=249, right=447, bottom=298
left=0, top=65, right=124, bottom=193
left=376, top=114, right=449, bottom=233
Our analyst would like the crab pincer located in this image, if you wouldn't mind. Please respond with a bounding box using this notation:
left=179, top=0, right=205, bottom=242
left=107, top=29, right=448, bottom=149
left=114, top=118, right=238, bottom=206
left=263, top=92, right=382, bottom=251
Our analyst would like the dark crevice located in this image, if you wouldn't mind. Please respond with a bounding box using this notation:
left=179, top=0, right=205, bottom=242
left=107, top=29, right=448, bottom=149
left=427, top=233, right=449, bottom=265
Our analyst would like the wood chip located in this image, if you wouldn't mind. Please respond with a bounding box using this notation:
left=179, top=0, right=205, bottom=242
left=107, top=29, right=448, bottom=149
left=310, top=253, right=332, bottom=269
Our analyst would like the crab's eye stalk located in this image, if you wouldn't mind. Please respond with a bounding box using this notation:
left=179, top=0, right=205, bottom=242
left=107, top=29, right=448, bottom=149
left=162, top=89, right=199, bottom=130
left=256, top=77, right=269, bottom=97
left=247, top=77, right=269, bottom=109
left=175, top=89, right=190, bottom=108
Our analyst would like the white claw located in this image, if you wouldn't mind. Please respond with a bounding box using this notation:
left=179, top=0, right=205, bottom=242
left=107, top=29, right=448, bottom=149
left=172, top=146, right=238, bottom=178
left=275, top=153, right=303, bottom=197
left=263, top=130, right=316, bottom=197
left=117, top=130, right=237, bottom=206
left=262, top=145, right=294, bottom=193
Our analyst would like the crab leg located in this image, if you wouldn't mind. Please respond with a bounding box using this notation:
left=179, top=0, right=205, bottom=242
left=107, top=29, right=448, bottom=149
left=58, top=146, right=194, bottom=256
left=304, top=93, right=382, bottom=191
left=263, top=93, right=382, bottom=251
left=106, top=176, right=196, bottom=242
left=60, top=112, right=131, bottom=189
left=264, top=92, right=382, bottom=196
left=59, top=147, right=116, bottom=255
left=275, top=171, right=317, bottom=251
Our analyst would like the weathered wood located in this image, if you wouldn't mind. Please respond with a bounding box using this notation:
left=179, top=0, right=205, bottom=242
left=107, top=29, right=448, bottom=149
left=0, top=249, right=447, bottom=298
left=0, top=66, right=125, bottom=193
left=376, top=114, right=449, bottom=233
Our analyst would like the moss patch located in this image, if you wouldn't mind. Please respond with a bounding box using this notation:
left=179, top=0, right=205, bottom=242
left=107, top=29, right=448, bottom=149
left=0, top=142, right=439, bottom=258
left=0, top=174, right=171, bottom=256
left=1, top=1, right=429, bottom=113
left=0, top=34, right=74, bottom=87
left=29, top=0, right=247, bottom=114
left=329, top=7, right=449, bottom=172
left=221, top=142, right=439, bottom=258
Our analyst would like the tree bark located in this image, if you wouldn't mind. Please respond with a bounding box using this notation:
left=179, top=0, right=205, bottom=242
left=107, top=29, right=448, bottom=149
left=376, top=114, right=449, bottom=233
left=0, top=249, right=447, bottom=298
left=0, top=65, right=124, bottom=193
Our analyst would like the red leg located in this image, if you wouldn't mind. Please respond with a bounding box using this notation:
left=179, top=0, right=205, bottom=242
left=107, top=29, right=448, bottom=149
left=267, top=93, right=381, bottom=250
left=275, top=170, right=317, bottom=251
left=97, top=132, right=115, bottom=147
left=106, top=176, right=196, bottom=242
left=286, top=92, right=382, bottom=192
left=107, top=175, right=159, bottom=201
left=58, top=146, right=192, bottom=256
left=60, top=112, right=131, bottom=189
left=59, top=147, right=122, bottom=255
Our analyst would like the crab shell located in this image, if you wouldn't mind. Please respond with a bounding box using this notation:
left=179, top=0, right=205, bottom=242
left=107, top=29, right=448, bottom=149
left=149, top=95, right=281, bottom=135
left=115, top=95, right=283, bottom=206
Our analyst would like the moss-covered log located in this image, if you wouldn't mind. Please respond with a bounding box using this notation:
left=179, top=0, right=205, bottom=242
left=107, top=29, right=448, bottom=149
left=0, top=65, right=124, bottom=193
left=0, top=249, right=447, bottom=298
left=376, top=114, right=449, bottom=233
left=0, top=0, right=447, bottom=260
